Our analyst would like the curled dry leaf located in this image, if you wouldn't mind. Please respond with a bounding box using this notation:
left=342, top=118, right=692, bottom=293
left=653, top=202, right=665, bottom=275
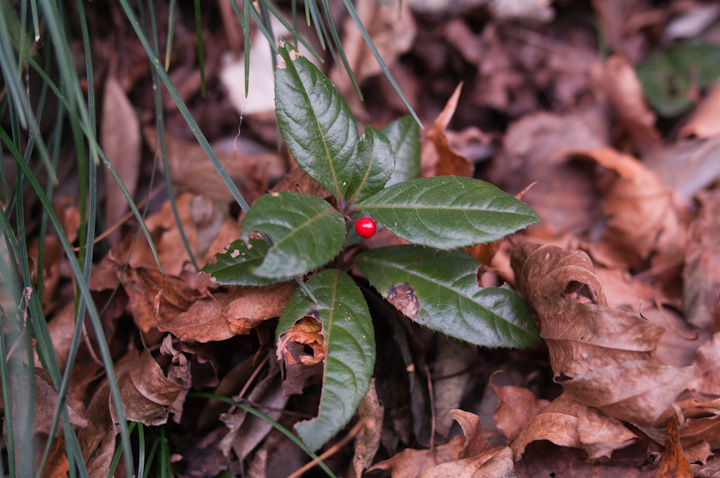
left=277, top=315, right=327, bottom=366
left=369, top=409, right=493, bottom=478
left=422, top=83, right=474, bottom=178
left=79, top=349, right=185, bottom=473
left=511, top=242, right=696, bottom=427
left=510, top=392, right=636, bottom=462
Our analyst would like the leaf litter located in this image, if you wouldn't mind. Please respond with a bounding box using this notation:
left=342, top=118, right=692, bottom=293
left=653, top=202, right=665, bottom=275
left=21, top=1, right=720, bottom=476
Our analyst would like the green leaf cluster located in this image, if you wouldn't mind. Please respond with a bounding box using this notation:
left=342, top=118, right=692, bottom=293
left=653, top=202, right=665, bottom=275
left=203, top=45, right=540, bottom=452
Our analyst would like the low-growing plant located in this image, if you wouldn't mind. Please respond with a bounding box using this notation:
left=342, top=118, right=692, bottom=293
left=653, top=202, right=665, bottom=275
left=203, top=43, right=542, bottom=452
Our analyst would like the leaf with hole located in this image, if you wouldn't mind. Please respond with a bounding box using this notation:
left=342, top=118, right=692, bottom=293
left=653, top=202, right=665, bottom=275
left=202, top=239, right=284, bottom=286
left=356, top=245, right=541, bottom=348
left=241, top=192, right=346, bottom=280
left=275, top=45, right=358, bottom=200
left=358, top=176, right=539, bottom=250
left=276, top=269, right=375, bottom=452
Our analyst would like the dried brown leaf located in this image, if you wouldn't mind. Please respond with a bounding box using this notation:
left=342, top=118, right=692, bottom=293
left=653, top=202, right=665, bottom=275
left=511, top=242, right=696, bottom=427
left=490, top=375, right=550, bottom=442
left=368, top=434, right=465, bottom=478
left=422, top=83, right=474, bottom=178
left=590, top=54, right=662, bottom=154
left=656, top=417, right=692, bottom=478
left=101, top=76, right=141, bottom=245
left=330, top=0, right=415, bottom=99
left=510, top=392, right=636, bottom=462
left=420, top=446, right=516, bottom=478
left=353, top=379, right=383, bottom=478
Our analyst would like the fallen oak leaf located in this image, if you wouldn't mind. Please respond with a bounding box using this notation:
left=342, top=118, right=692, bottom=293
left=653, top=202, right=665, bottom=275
left=511, top=242, right=696, bottom=427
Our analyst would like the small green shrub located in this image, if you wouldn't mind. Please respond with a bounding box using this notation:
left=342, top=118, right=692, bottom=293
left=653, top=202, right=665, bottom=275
left=203, top=44, right=541, bottom=452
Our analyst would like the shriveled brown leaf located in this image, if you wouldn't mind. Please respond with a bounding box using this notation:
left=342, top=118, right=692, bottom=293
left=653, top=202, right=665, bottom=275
left=683, top=188, right=720, bottom=330
left=277, top=315, right=327, bottom=397
left=353, top=379, right=383, bottom=478
left=32, top=367, right=88, bottom=435
left=101, top=76, right=141, bottom=245
left=590, top=54, right=661, bottom=155
left=490, top=374, right=550, bottom=442
left=118, top=349, right=186, bottom=426
left=643, top=139, right=720, bottom=200
left=679, top=83, right=720, bottom=139
left=511, top=242, right=696, bottom=427
left=510, top=392, right=636, bottom=462
left=79, top=348, right=185, bottom=474
left=422, top=83, right=474, bottom=178
left=441, top=409, right=491, bottom=458
left=120, top=266, right=205, bottom=335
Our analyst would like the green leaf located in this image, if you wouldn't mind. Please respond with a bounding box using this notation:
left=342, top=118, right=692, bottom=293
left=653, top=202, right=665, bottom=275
left=382, top=116, right=420, bottom=186
left=356, top=245, right=541, bottom=348
left=201, top=239, right=284, bottom=286
left=276, top=270, right=375, bottom=452
left=345, top=126, right=394, bottom=204
left=275, top=44, right=358, bottom=200
left=358, top=176, right=539, bottom=249
left=241, top=192, right=346, bottom=280
left=637, top=43, right=720, bottom=117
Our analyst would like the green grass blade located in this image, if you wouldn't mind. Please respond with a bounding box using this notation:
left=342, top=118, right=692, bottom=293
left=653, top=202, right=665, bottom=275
left=147, top=0, right=199, bottom=271
left=0, top=3, right=56, bottom=182
left=320, top=0, right=362, bottom=98
left=258, top=0, right=323, bottom=62
left=340, top=0, right=423, bottom=128
left=23, top=56, right=165, bottom=273
left=118, top=0, right=252, bottom=214
left=1, top=130, right=135, bottom=475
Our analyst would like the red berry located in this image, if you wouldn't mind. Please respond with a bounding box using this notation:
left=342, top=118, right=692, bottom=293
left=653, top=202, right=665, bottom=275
left=355, top=217, right=377, bottom=238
